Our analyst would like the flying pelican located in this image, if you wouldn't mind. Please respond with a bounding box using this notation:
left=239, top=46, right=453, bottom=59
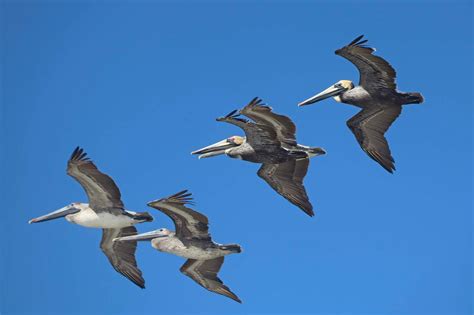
left=298, top=35, right=424, bottom=173
left=191, top=97, right=326, bottom=216
left=115, top=190, right=242, bottom=303
left=28, top=147, right=153, bottom=288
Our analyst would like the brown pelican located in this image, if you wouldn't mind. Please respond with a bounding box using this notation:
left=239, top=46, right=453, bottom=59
left=298, top=35, right=424, bottom=173
left=191, top=97, right=326, bottom=216
left=115, top=190, right=242, bottom=303
left=28, top=147, right=153, bottom=288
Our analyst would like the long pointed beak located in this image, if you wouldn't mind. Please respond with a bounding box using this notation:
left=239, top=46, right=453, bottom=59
left=191, top=139, right=236, bottom=159
left=298, top=85, right=346, bottom=106
left=114, top=230, right=165, bottom=242
left=28, top=205, right=80, bottom=224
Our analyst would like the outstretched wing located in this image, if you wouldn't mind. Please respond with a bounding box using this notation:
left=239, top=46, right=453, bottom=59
left=67, top=147, right=124, bottom=210
left=240, top=97, right=297, bottom=147
left=346, top=106, right=402, bottom=173
left=216, top=109, right=281, bottom=149
left=147, top=190, right=210, bottom=241
left=180, top=257, right=241, bottom=303
left=257, top=159, right=314, bottom=216
left=336, top=35, right=397, bottom=92
left=100, top=226, right=145, bottom=289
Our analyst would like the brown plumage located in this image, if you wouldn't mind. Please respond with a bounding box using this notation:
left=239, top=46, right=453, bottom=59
left=346, top=106, right=401, bottom=173
left=147, top=190, right=211, bottom=242
left=101, top=226, right=145, bottom=289
left=258, top=159, right=313, bottom=216
left=67, top=147, right=124, bottom=210
left=180, top=257, right=241, bottom=303
left=336, top=34, right=397, bottom=91
left=241, top=97, right=297, bottom=147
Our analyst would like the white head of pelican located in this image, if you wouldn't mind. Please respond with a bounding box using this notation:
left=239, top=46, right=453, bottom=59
left=299, top=80, right=354, bottom=105
left=191, top=136, right=244, bottom=159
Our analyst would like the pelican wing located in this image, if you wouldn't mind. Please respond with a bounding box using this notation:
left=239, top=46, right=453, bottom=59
left=257, top=159, right=314, bottom=216
left=217, top=109, right=281, bottom=149
left=67, top=147, right=124, bottom=210
left=336, top=35, right=397, bottom=92
left=240, top=97, right=297, bottom=147
left=100, top=226, right=145, bottom=289
left=180, top=257, right=241, bottom=303
left=148, top=190, right=210, bottom=241
left=346, top=106, right=402, bottom=173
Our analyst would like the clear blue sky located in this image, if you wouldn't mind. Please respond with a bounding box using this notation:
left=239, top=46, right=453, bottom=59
left=1, top=1, right=472, bottom=314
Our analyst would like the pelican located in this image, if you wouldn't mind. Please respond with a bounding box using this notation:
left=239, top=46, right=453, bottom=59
left=191, top=97, right=326, bottom=216
left=28, top=147, right=153, bottom=288
left=299, top=35, right=424, bottom=173
left=115, top=190, right=242, bottom=303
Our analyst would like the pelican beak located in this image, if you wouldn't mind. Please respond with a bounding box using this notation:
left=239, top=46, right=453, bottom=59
left=28, top=205, right=80, bottom=224
left=113, top=230, right=166, bottom=242
left=191, top=139, right=237, bottom=159
left=298, top=84, right=347, bottom=106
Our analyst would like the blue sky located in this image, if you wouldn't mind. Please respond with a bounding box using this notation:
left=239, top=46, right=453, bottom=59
left=1, top=1, right=472, bottom=314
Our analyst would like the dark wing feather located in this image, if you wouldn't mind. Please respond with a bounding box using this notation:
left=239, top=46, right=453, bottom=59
left=217, top=110, right=281, bottom=149
left=147, top=190, right=210, bottom=241
left=346, top=106, right=402, bottom=173
left=257, top=159, right=314, bottom=216
left=336, top=35, right=397, bottom=91
left=240, top=97, right=297, bottom=147
left=100, top=227, right=145, bottom=289
left=67, top=147, right=124, bottom=210
left=180, top=258, right=241, bottom=303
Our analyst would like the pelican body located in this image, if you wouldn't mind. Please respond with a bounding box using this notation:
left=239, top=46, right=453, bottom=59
left=310, top=80, right=422, bottom=109
left=115, top=190, right=242, bottom=303
left=214, top=135, right=315, bottom=165
left=192, top=97, right=325, bottom=216
left=33, top=202, right=147, bottom=228
left=133, top=228, right=240, bottom=261
left=299, top=35, right=424, bottom=173
left=29, top=147, right=153, bottom=288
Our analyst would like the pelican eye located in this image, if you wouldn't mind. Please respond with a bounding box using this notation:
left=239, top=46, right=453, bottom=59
left=334, top=83, right=342, bottom=88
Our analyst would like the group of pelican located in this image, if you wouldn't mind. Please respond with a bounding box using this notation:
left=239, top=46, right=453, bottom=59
left=29, top=147, right=242, bottom=301
left=29, top=35, right=423, bottom=303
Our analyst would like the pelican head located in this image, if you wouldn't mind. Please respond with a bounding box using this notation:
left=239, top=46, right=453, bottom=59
left=28, top=203, right=84, bottom=224
left=298, top=80, right=354, bottom=106
left=191, top=136, right=244, bottom=159
left=113, top=228, right=173, bottom=242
